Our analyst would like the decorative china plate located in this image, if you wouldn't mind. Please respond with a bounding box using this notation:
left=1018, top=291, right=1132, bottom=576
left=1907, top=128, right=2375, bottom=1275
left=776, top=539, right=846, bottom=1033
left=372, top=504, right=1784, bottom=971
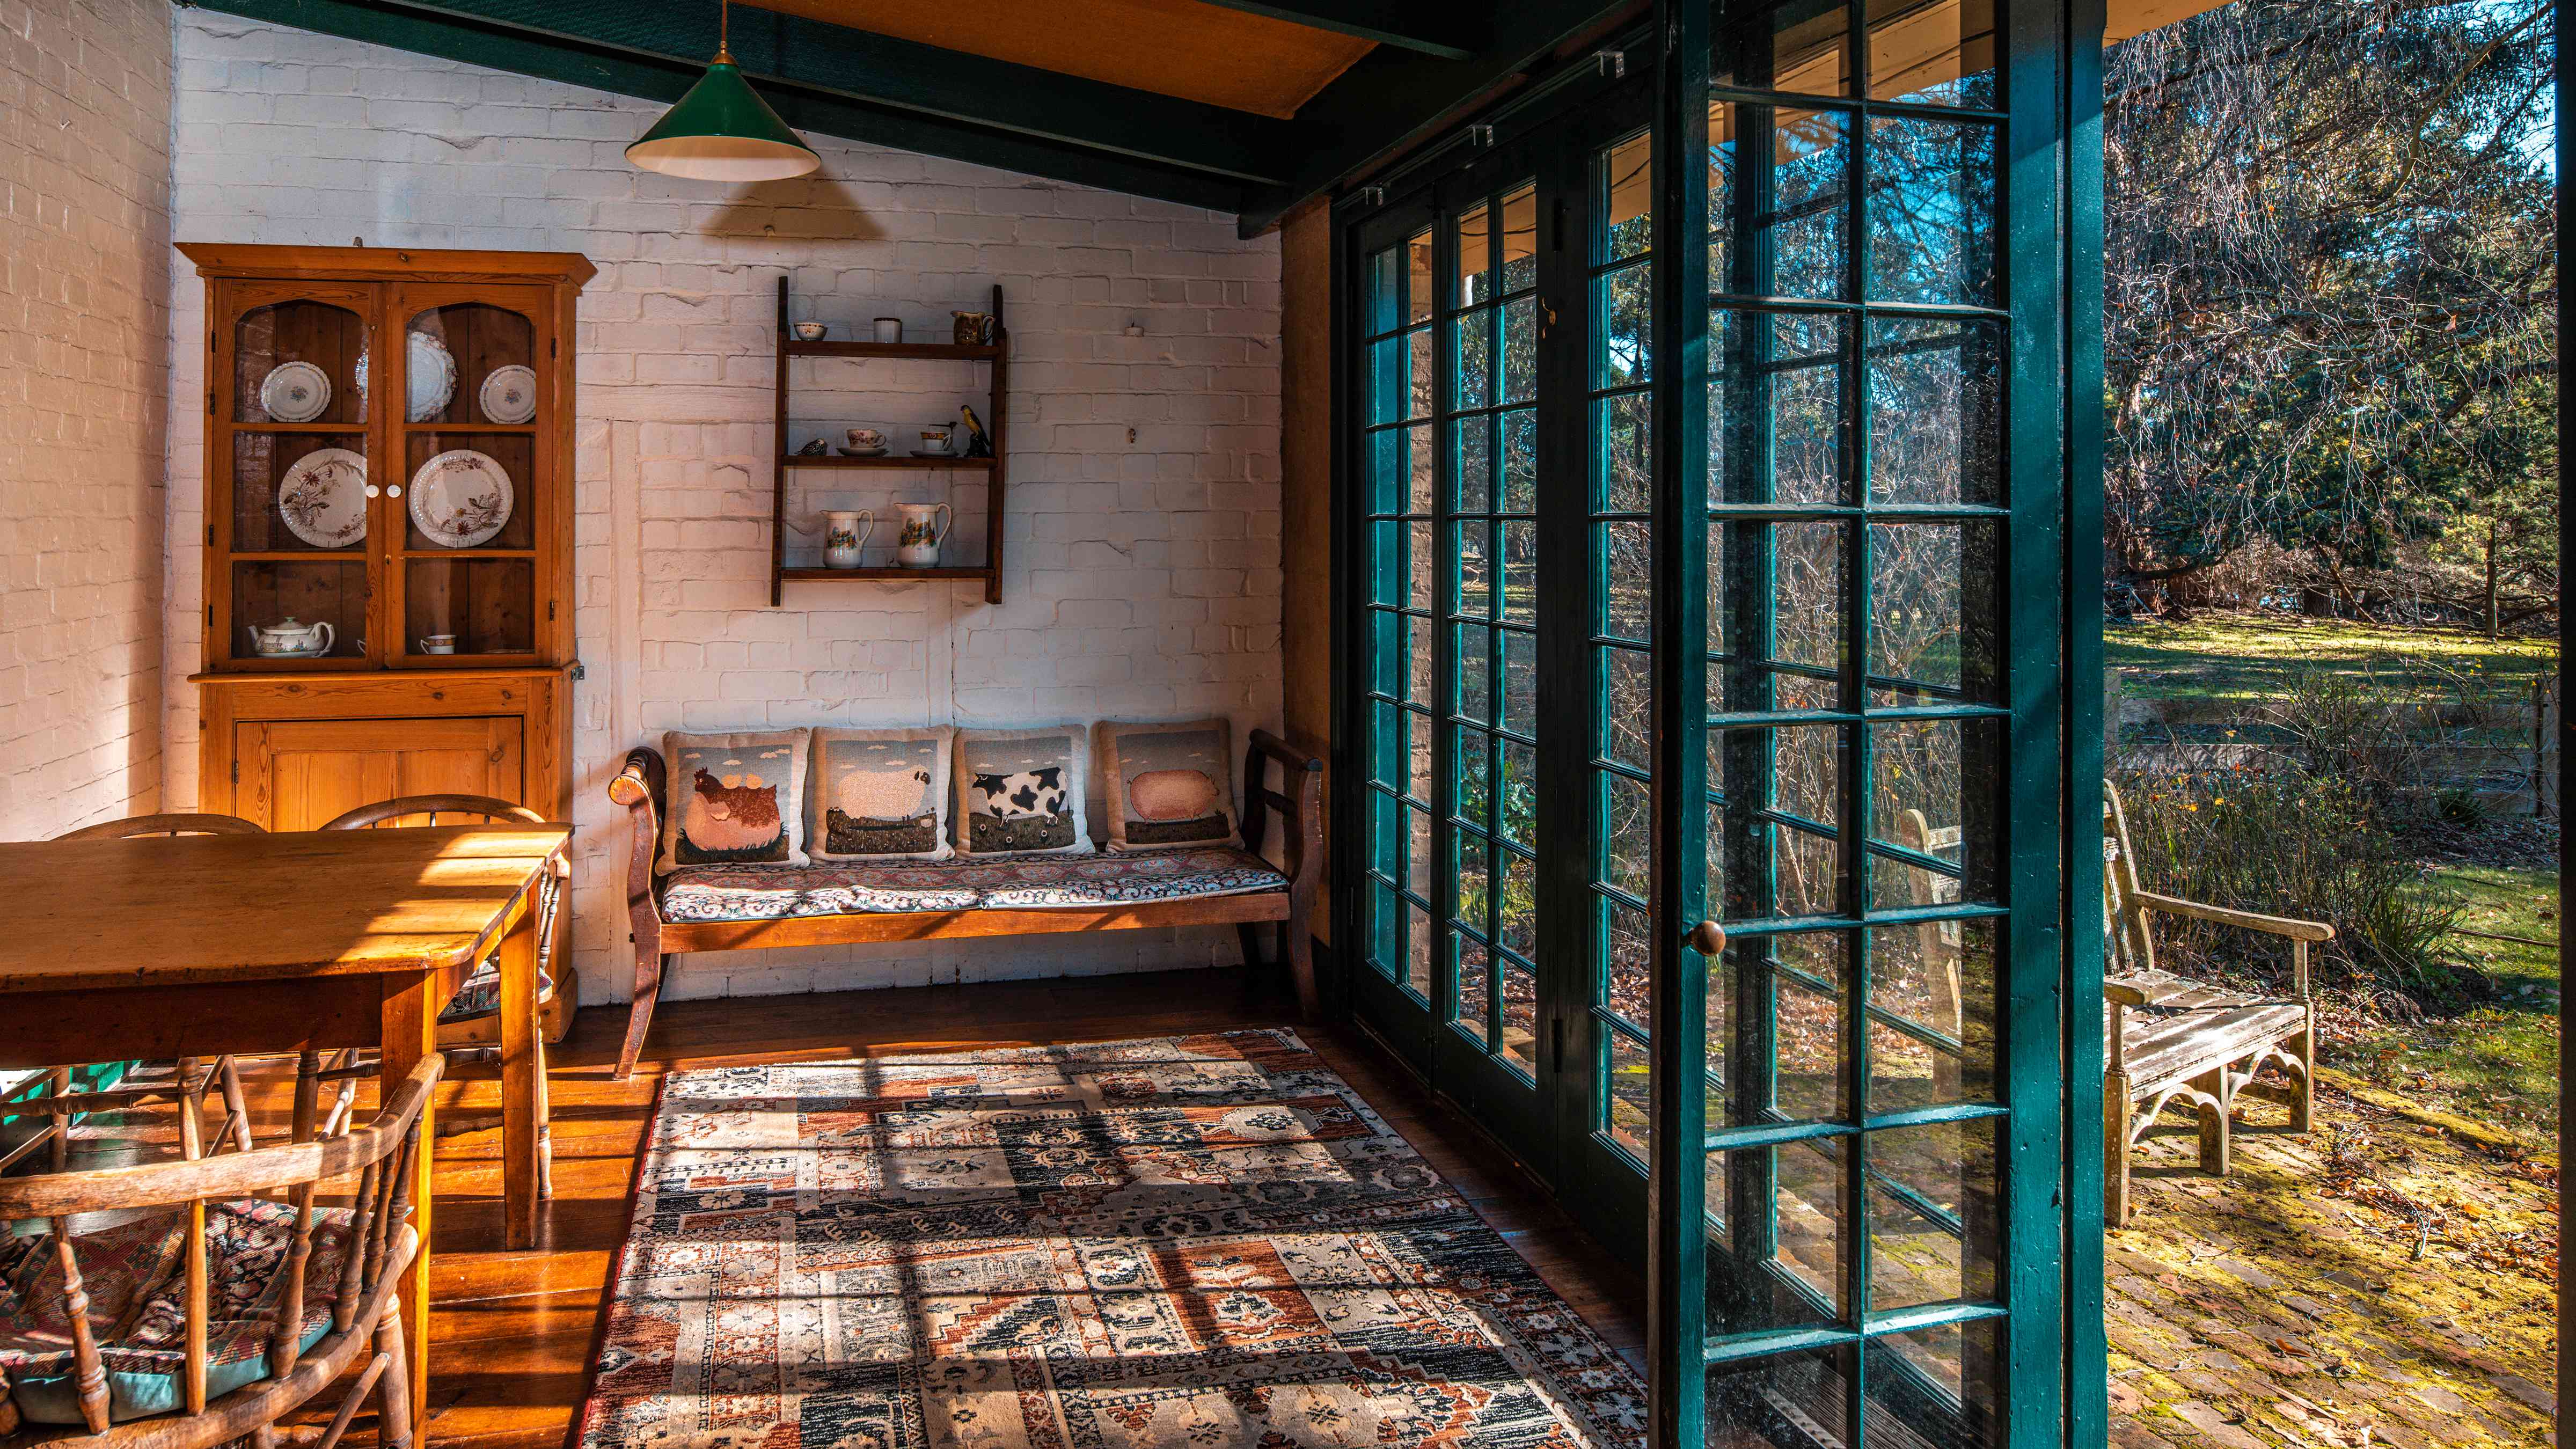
left=479, top=364, right=537, bottom=425
left=405, top=331, right=456, bottom=422
left=408, top=450, right=514, bottom=547
left=259, top=361, right=331, bottom=422
left=275, top=448, right=368, bottom=548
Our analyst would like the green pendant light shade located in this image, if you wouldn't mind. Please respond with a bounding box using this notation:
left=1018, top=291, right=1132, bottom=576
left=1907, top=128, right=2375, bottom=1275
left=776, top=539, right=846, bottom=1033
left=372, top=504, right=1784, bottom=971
left=627, top=1, right=820, bottom=181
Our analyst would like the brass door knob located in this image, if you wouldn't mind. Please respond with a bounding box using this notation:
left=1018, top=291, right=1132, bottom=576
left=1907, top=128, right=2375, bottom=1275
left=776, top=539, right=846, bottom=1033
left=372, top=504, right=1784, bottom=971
left=1685, top=920, right=1726, bottom=956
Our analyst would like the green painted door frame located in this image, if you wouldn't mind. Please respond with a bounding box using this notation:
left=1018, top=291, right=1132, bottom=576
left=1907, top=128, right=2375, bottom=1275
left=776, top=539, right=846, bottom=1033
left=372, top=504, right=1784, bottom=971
left=1333, top=0, right=2106, bottom=1440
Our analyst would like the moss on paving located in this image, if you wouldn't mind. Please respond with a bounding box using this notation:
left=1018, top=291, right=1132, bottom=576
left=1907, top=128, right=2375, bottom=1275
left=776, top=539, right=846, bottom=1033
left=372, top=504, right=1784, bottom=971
left=2109, top=1089, right=2557, bottom=1448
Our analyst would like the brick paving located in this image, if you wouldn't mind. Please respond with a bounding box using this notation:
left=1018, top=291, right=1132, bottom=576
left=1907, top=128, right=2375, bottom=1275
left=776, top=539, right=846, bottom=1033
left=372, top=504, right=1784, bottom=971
left=2108, top=1083, right=2556, bottom=1447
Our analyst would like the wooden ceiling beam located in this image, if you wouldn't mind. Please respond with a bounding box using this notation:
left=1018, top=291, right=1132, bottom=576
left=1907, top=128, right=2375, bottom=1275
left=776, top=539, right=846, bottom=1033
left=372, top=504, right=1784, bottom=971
left=1192, top=1, right=1485, bottom=60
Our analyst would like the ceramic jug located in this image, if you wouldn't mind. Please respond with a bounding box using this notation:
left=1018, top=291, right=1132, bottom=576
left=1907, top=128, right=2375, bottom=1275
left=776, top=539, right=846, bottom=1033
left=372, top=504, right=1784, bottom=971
left=822, top=509, right=873, bottom=569
left=895, top=501, right=952, bottom=568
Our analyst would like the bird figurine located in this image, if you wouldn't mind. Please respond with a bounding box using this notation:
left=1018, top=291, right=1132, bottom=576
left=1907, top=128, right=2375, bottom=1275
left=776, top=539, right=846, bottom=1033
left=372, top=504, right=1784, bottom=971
left=959, top=402, right=994, bottom=458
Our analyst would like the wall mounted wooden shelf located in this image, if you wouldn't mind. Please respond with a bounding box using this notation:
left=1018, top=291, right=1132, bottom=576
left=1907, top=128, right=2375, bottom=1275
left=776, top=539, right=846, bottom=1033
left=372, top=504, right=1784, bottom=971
left=771, top=276, right=1007, bottom=605
left=785, top=340, right=1003, bottom=361
left=778, top=455, right=997, bottom=471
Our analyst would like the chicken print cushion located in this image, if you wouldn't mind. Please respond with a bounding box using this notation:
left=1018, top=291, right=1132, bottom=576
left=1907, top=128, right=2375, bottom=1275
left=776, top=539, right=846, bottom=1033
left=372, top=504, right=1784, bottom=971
left=656, top=729, right=810, bottom=873
left=809, top=726, right=954, bottom=861
left=1097, top=718, right=1240, bottom=851
left=953, top=726, right=1094, bottom=857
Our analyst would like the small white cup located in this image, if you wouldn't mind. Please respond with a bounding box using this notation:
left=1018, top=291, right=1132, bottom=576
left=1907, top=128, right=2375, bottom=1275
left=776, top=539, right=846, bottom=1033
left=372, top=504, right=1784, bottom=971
left=419, top=634, right=457, bottom=655
left=873, top=317, right=903, bottom=343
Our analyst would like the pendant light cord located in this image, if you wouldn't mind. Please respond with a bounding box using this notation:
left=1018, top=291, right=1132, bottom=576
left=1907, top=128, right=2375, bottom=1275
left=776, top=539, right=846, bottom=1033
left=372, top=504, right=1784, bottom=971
left=713, top=0, right=732, bottom=64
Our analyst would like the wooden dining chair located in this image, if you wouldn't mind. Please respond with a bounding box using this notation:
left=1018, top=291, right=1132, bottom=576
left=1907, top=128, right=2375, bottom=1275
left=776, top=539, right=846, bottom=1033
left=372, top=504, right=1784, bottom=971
left=23, top=815, right=272, bottom=1162
left=318, top=796, right=564, bottom=1197
left=0, top=1055, right=440, bottom=1447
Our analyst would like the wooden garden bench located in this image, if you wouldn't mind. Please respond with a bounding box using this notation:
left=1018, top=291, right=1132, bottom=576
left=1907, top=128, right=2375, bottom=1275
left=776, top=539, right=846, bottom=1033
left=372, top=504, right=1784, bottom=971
left=1899, top=788, right=2332, bottom=1224
left=605, top=729, right=1324, bottom=1080
left=2101, top=784, right=2330, bottom=1224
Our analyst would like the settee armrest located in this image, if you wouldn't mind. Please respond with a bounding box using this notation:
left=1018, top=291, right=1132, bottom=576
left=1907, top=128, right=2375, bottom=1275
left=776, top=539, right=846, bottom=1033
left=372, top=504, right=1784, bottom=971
left=1240, top=728, right=1324, bottom=896
left=608, top=747, right=667, bottom=924
left=606, top=747, right=670, bottom=1080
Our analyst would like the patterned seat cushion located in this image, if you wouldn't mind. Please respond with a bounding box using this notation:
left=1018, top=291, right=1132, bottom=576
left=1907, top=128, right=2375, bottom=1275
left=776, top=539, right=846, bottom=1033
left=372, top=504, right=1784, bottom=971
left=658, top=845, right=1290, bottom=923
left=440, top=960, right=558, bottom=1024
left=0, top=1199, right=354, bottom=1424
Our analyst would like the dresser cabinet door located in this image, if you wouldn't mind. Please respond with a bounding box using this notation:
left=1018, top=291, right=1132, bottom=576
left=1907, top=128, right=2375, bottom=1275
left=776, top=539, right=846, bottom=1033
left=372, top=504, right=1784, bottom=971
left=233, top=716, right=525, bottom=831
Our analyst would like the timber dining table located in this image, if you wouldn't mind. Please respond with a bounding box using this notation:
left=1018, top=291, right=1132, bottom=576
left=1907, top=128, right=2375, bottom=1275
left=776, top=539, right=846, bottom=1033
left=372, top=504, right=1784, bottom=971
left=0, top=821, right=569, bottom=1441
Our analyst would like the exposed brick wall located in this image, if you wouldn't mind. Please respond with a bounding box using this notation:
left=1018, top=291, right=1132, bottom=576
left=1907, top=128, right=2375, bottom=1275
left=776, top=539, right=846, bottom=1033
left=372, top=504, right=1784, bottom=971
left=164, top=12, right=1284, bottom=1002
left=0, top=0, right=173, bottom=839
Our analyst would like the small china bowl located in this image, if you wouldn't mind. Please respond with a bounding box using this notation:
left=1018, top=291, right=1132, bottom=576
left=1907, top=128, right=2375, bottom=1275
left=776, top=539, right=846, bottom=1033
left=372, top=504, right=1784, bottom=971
left=794, top=322, right=828, bottom=341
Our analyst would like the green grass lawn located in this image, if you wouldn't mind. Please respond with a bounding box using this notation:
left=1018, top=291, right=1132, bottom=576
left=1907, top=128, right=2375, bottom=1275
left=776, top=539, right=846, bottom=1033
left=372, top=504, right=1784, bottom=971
left=2107, top=609, right=2556, bottom=708
left=2346, top=863, right=2561, bottom=1144
left=2107, top=610, right=2560, bottom=1143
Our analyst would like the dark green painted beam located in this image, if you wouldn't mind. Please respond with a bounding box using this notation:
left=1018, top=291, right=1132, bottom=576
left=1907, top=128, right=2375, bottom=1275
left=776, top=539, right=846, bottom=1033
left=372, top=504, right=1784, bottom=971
left=368, top=0, right=1289, bottom=182
left=1238, top=0, right=1638, bottom=235
left=185, top=0, right=1255, bottom=210
left=1194, top=1, right=1484, bottom=59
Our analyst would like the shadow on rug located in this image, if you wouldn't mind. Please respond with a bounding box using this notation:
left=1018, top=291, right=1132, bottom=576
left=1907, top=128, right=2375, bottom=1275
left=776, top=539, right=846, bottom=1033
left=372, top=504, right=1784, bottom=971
left=575, top=1029, right=1644, bottom=1448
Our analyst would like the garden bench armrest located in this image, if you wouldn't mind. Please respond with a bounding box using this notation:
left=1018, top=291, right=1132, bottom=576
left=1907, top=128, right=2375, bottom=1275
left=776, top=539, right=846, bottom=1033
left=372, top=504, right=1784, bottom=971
left=2132, top=890, right=2333, bottom=942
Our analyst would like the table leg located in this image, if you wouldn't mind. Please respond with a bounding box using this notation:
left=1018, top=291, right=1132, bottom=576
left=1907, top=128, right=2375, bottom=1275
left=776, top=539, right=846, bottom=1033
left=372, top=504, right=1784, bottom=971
left=380, top=974, right=437, bottom=1445
left=498, top=899, right=541, bottom=1249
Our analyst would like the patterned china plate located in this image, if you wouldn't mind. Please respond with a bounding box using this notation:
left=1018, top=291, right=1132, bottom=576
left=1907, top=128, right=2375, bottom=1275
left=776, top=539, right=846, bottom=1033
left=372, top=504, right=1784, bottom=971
left=479, top=364, right=537, bottom=425
left=408, top=450, right=514, bottom=548
left=275, top=448, right=368, bottom=548
left=405, top=330, right=456, bottom=422
left=258, top=361, right=331, bottom=422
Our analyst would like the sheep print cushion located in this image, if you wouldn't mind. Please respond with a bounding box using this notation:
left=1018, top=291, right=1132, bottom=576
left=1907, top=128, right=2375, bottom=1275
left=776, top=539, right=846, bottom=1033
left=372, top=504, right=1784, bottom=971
left=809, top=726, right=954, bottom=861
left=1097, top=718, right=1241, bottom=852
left=655, top=729, right=810, bottom=873
left=572, top=1030, right=1646, bottom=1449
left=953, top=726, right=1094, bottom=857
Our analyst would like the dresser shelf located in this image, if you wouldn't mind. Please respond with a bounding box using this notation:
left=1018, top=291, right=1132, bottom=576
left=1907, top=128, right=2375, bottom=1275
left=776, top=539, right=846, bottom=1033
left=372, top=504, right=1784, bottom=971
left=772, top=276, right=1006, bottom=605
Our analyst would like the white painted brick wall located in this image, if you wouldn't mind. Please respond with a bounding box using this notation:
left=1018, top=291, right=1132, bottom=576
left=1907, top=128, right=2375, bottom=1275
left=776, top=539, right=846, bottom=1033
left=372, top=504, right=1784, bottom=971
left=0, top=0, right=173, bottom=839
left=163, top=12, right=1285, bottom=1004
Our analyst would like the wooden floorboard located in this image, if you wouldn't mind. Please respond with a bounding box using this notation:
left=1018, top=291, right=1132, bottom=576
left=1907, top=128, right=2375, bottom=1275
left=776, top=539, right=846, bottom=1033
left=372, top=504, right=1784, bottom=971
left=91, top=969, right=1646, bottom=1448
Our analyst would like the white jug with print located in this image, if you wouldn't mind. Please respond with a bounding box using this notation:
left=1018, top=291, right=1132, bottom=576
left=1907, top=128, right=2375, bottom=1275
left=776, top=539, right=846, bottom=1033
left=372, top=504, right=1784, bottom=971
left=895, top=501, right=951, bottom=568
left=820, top=509, right=872, bottom=569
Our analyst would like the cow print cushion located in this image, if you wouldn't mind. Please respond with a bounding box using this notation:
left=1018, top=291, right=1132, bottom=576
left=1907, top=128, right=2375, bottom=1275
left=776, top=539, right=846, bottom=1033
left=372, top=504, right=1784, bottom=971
left=953, top=727, right=1094, bottom=857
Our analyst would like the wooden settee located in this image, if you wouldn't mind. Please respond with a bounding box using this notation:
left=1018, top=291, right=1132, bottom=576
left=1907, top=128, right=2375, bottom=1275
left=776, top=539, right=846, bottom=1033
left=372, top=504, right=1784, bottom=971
left=603, top=729, right=1323, bottom=1079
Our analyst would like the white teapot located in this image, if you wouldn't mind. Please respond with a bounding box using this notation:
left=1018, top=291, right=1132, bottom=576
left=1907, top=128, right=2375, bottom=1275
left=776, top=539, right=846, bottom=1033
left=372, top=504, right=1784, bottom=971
left=246, top=617, right=334, bottom=656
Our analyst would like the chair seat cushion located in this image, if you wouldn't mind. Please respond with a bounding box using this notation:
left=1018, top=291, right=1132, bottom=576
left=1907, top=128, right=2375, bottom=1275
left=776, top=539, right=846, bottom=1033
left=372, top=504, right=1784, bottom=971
left=440, top=961, right=558, bottom=1024
left=658, top=846, right=1291, bottom=923
left=0, top=1199, right=353, bottom=1424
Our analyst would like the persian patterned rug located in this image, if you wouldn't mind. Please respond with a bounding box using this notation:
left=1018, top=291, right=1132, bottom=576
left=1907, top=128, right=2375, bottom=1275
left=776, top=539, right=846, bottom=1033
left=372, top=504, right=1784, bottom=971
left=576, top=1030, right=1645, bottom=1449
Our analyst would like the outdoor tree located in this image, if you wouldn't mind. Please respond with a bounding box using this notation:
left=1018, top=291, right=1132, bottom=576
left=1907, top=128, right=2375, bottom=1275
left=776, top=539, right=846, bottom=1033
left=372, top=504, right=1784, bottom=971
left=2101, top=0, right=2558, bottom=608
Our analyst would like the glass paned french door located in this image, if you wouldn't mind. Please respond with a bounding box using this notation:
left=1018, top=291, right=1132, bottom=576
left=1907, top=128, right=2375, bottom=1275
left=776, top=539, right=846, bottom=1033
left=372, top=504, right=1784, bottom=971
left=1653, top=0, right=2070, bottom=1442
left=1343, top=0, right=2081, bottom=1437
left=1353, top=123, right=1577, bottom=1169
